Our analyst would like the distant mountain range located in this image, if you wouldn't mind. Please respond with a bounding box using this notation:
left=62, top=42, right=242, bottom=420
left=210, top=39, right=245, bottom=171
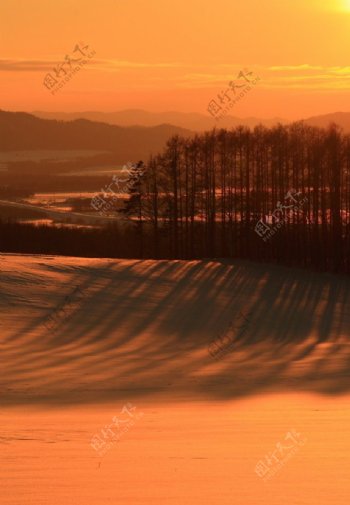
left=33, top=109, right=286, bottom=131
left=0, top=110, right=192, bottom=162
left=1, top=110, right=350, bottom=162
left=32, top=109, right=350, bottom=133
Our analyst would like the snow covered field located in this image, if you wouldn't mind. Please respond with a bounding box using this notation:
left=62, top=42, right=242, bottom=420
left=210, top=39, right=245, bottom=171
left=1, top=254, right=350, bottom=504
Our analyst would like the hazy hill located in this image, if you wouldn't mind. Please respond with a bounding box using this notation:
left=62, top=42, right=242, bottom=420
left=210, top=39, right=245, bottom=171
left=303, top=112, right=350, bottom=132
left=32, top=109, right=286, bottom=131
left=33, top=109, right=350, bottom=133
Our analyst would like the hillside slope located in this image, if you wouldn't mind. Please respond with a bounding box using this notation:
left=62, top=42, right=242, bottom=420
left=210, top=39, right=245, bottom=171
left=1, top=254, right=349, bottom=405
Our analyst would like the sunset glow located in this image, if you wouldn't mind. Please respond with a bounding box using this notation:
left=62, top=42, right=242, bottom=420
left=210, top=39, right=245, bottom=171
left=0, top=0, right=349, bottom=118
left=1, top=3, right=350, bottom=505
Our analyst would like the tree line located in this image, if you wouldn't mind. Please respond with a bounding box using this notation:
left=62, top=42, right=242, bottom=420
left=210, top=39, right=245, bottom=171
left=2, top=122, right=350, bottom=273
left=121, top=122, right=350, bottom=273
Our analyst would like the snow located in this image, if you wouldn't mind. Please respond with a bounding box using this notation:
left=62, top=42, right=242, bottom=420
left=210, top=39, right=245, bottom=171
left=1, top=254, right=350, bottom=504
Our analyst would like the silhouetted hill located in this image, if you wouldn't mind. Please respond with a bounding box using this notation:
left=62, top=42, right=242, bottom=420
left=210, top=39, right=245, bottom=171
left=0, top=110, right=193, bottom=162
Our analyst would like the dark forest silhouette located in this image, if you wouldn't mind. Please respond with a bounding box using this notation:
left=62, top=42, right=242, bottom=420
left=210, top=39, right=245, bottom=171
left=1, top=122, right=350, bottom=273
left=120, top=123, right=350, bottom=272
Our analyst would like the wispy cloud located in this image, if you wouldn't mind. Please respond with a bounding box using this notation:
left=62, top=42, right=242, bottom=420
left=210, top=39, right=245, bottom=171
left=0, top=59, right=59, bottom=72
left=0, top=58, right=183, bottom=73
left=2, top=58, right=350, bottom=92
left=97, top=59, right=183, bottom=70
left=177, top=64, right=350, bottom=91
left=263, top=65, right=350, bottom=90
left=268, top=64, right=323, bottom=71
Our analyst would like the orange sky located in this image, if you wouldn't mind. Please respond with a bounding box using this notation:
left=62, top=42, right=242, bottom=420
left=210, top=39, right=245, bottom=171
left=1, top=0, right=350, bottom=119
